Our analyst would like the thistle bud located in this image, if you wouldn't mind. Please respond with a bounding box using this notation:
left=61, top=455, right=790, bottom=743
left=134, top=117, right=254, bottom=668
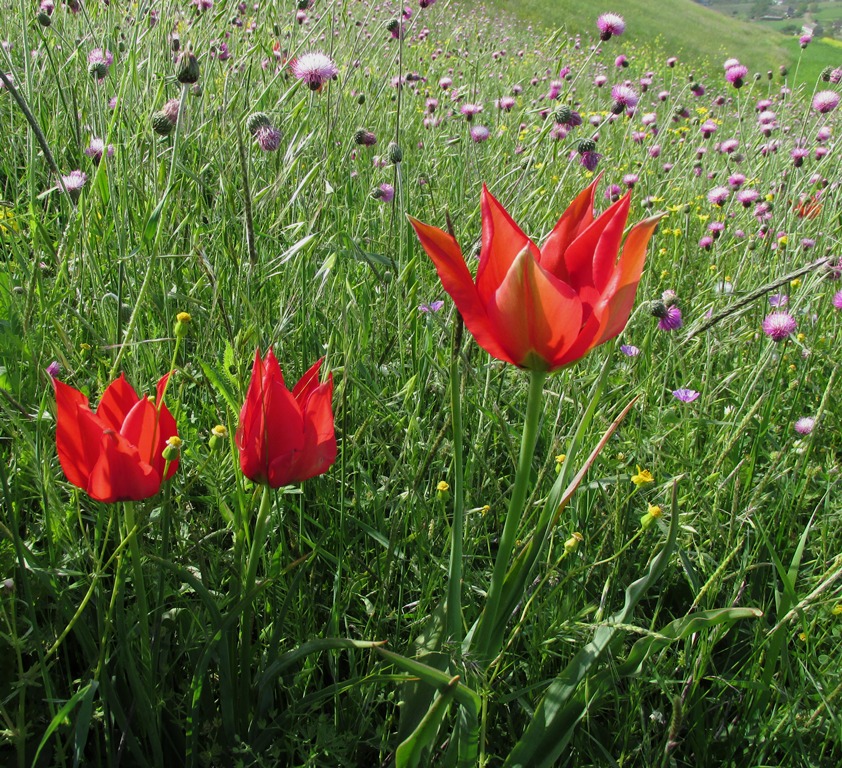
left=649, top=299, right=668, bottom=319
left=357, top=93, right=365, bottom=105
left=577, top=138, right=596, bottom=155
left=354, top=128, right=377, bottom=146
left=386, top=19, right=400, bottom=33
left=553, top=105, right=573, bottom=124
left=176, top=50, right=200, bottom=84
left=37, top=11, right=52, bottom=26
left=821, top=66, right=833, bottom=83
left=152, top=111, right=175, bottom=136
left=88, top=60, right=108, bottom=80
left=246, top=111, right=272, bottom=135
left=387, top=141, right=403, bottom=164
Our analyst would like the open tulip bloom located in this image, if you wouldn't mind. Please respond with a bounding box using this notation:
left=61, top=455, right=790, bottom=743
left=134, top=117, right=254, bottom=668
left=54, top=373, right=179, bottom=503
left=409, top=178, right=661, bottom=371
left=236, top=349, right=337, bottom=488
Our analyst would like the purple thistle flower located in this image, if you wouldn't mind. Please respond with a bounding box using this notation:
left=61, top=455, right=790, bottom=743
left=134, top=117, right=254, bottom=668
left=790, top=147, right=809, bottom=167
left=84, top=138, right=114, bottom=163
left=290, top=52, right=338, bottom=91
left=460, top=103, right=483, bottom=120
left=736, top=189, right=760, bottom=207
left=419, top=300, right=444, bottom=313
left=375, top=183, right=394, bottom=203
left=768, top=294, right=788, bottom=307
left=470, top=125, right=490, bottom=143
left=87, top=48, right=113, bottom=80
left=255, top=125, right=282, bottom=152
left=60, top=170, right=87, bottom=193
left=672, top=388, right=700, bottom=403
left=580, top=150, right=601, bottom=172
left=596, top=13, right=625, bottom=41
left=793, top=417, right=815, bottom=435
left=725, top=64, right=748, bottom=88
left=46, top=361, right=60, bottom=378
left=620, top=344, right=640, bottom=357
left=762, top=312, right=797, bottom=341
left=707, top=186, right=730, bottom=206
left=812, top=90, right=840, bottom=114
left=610, top=84, right=638, bottom=110
left=658, top=306, right=682, bottom=331
left=833, top=291, right=842, bottom=310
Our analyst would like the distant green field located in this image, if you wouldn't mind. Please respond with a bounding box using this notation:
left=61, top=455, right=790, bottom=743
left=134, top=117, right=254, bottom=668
left=465, top=0, right=837, bottom=82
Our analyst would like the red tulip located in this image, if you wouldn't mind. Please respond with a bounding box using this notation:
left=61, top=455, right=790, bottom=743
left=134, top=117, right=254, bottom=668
left=236, top=349, right=336, bottom=487
left=54, top=373, right=179, bottom=502
left=409, top=178, right=661, bottom=371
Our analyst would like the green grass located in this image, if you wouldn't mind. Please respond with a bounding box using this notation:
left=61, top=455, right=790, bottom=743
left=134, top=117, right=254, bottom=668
left=1, top=0, right=841, bottom=765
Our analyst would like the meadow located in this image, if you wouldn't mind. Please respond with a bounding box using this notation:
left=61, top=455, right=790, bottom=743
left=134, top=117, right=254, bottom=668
left=1, top=1, right=841, bottom=766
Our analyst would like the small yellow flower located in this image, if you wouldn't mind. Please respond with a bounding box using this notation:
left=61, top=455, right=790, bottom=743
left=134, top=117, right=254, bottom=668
left=796, top=333, right=806, bottom=342
left=640, top=502, right=662, bottom=529
left=660, top=269, right=669, bottom=278
left=167, top=436, right=183, bottom=448
left=777, top=235, right=788, bottom=246
left=436, top=480, right=450, bottom=493
left=765, top=193, right=775, bottom=202
left=798, top=632, right=807, bottom=642
left=212, top=424, right=227, bottom=438
left=564, top=531, right=584, bottom=552
left=648, top=503, right=662, bottom=518
left=480, top=504, right=490, bottom=516
left=709, top=264, right=717, bottom=272
left=831, top=604, right=842, bottom=616
left=555, top=453, right=566, bottom=464
left=790, top=278, right=801, bottom=288
left=177, top=311, right=192, bottom=324
left=209, top=424, right=227, bottom=451
left=631, top=466, right=654, bottom=487
left=162, top=435, right=182, bottom=461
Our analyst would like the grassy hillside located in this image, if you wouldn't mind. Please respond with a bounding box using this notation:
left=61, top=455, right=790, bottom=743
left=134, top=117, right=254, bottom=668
left=462, top=0, right=837, bottom=81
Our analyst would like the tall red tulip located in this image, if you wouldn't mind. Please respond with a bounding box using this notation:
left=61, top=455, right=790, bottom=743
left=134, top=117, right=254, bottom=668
left=54, top=373, right=179, bottom=502
left=409, top=178, right=661, bottom=371
left=236, top=349, right=336, bottom=487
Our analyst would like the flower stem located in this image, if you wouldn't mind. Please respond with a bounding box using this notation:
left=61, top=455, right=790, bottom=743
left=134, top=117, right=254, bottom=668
left=446, top=318, right=465, bottom=642
left=239, top=483, right=273, bottom=714
left=473, top=369, right=547, bottom=661
left=124, top=501, right=150, bottom=665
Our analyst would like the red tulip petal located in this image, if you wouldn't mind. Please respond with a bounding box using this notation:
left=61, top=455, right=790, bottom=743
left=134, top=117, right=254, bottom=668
left=476, top=185, right=540, bottom=304
left=263, top=348, right=286, bottom=389
left=591, top=194, right=632, bottom=293
left=273, top=375, right=336, bottom=484
left=120, top=394, right=179, bottom=481
left=410, top=216, right=517, bottom=366
left=87, top=430, right=160, bottom=502
left=292, top=358, right=324, bottom=403
left=539, top=177, right=598, bottom=279
left=595, top=214, right=663, bottom=344
left=96, top=373, right=141, bottom=432
left=562, top=194, right=629, bottom=293
left=54, top=379, right=105, bottom=491
left=488, top=249, right=583, bottom=370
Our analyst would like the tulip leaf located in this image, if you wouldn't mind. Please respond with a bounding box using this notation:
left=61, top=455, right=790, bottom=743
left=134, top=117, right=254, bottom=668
left=503, top=486, right=680, bottom=768
left=375, top=647, right=481, bottom=715
left=395, top=674, right=460, bottom=768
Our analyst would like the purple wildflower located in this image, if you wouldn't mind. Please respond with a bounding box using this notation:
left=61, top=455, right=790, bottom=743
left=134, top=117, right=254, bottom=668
left=658, top=306, right=682, bottom=331
left=290, top=52, right=338, bottom=91
left=84, top=138, right=114, bottom=163
left=672, top=388, right=700, bottom=403
left=60, top=170, right=87, bottom=193
left=707, top=187, right=730, bottom=206
left=794, top=417, right=815, bottom=435
left=255, top=125, right=282, bottom=152
left=833, top=291, right=842, bottom=309
left=812, top=90, right=840, bottom=114
left=419, top=300, right=444, bottom=313
left=470, top=125, right=490, bottom=143
left=768, top=294, right=788, bottom=307
left=762, top=312, right=797, bottom=341
left=597, top=13, right=625, bottom=41
left=46, top=361, right=60, bottom=378
left=725, top=64, right=748, bottom=88
left=620, top=344, right=640, bottom=357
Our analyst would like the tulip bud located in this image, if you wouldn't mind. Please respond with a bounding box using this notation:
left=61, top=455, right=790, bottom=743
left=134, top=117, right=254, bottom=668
left=162, top=435, right=182, bottom=462
left=174, top=311, right=191, bottom=339
left=209, top=424, right=227, bottom=451
left=152, top=111, right=175, bottom=136
left=246, top=111, right=272, bottom=135
left=387, top=141, right=403, bottom=164
left=176, top=50, right=200, bottom=84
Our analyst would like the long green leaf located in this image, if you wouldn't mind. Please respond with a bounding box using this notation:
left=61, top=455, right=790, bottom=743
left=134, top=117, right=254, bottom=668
left=32, top=681, right=98, bottom=768
left=395, top=675, right=460, bottom=768
left=504, top=483, right=681, bottom=768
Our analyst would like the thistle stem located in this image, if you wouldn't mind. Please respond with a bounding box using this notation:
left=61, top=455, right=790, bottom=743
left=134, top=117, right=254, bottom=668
left=446, top=319, right=465, bottom=642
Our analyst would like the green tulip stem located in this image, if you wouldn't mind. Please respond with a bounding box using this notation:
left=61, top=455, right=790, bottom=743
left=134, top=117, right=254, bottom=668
left=446, top=320, right=465, bottom=642
left=474, top=368, right=547, bottom=660
left=124, top=501, right=151, bottom=665
left=240, top=483, right=273, bottom=703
